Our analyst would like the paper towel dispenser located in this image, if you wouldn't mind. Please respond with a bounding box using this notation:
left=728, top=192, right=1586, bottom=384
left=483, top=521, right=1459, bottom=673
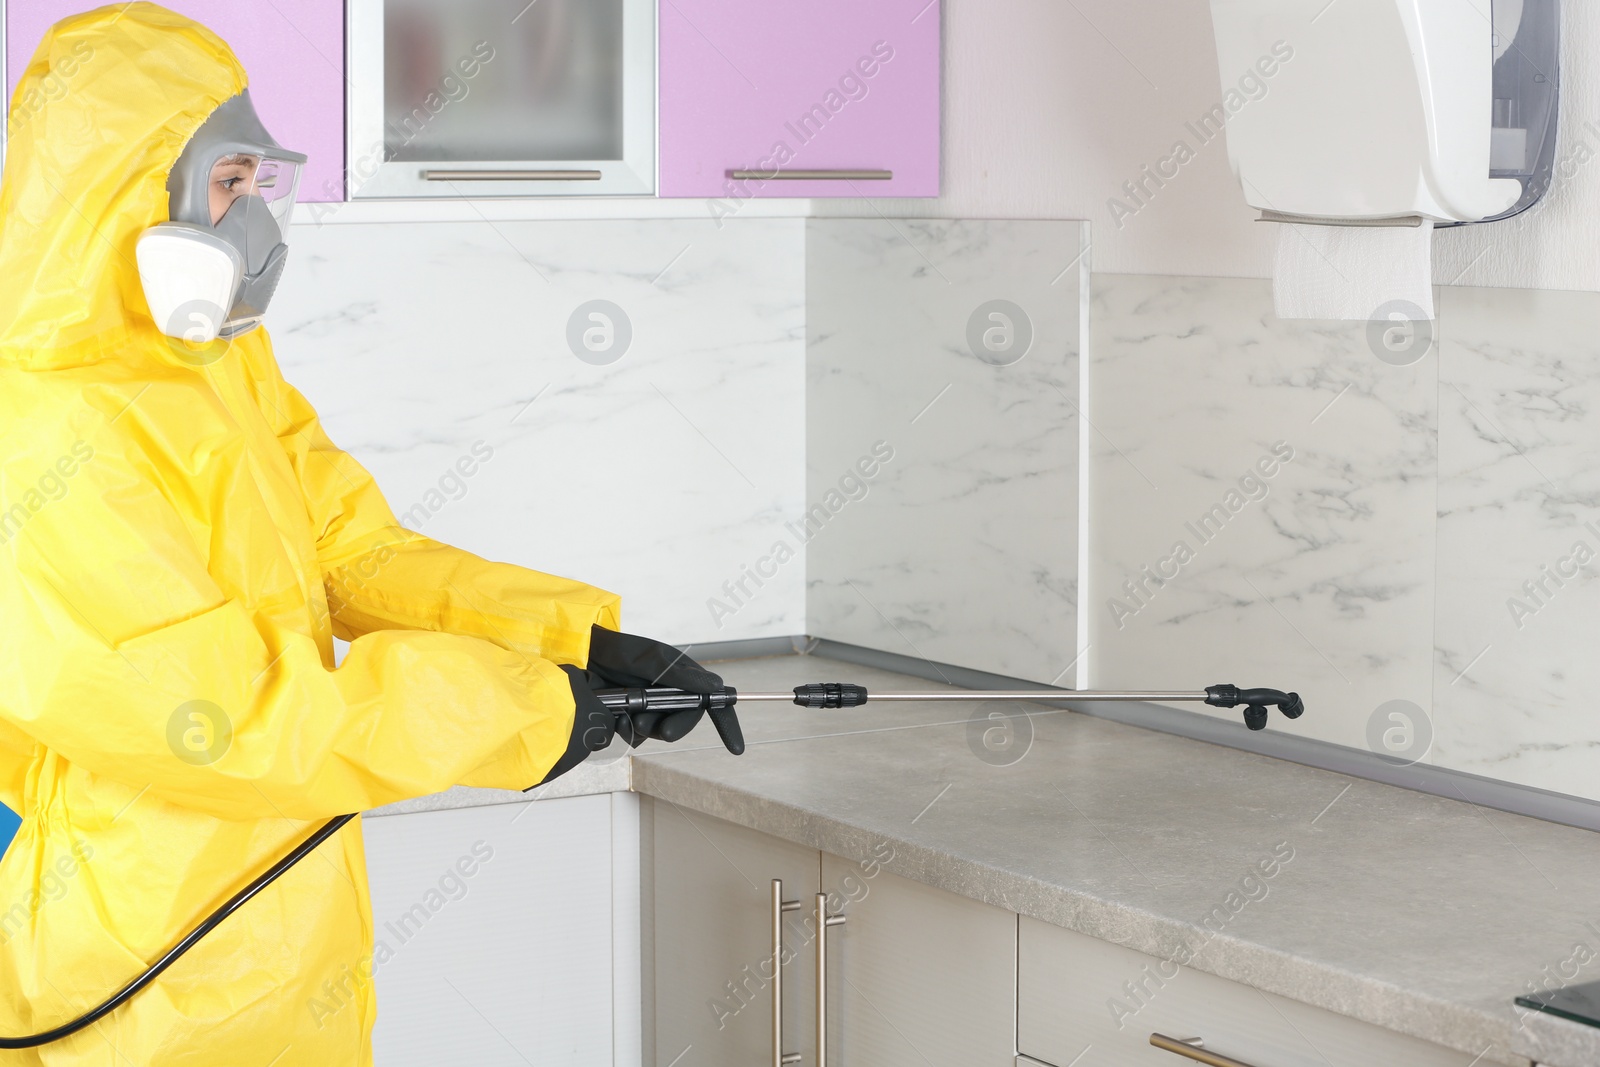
left=1208, top=0, right=1559, bottom=225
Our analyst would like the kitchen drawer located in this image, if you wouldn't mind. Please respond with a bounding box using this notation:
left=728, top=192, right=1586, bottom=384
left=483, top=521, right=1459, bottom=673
left=1018, top=918, right=1476, bottom=1067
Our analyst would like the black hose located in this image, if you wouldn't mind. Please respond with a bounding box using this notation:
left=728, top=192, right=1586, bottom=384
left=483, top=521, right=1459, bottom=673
left=5, top=687, right=777, bottom=1044
left=7, top=684, right=742, bottom=1045
left=0, top=678, right=1306, bottom=1044
left=0, top=813, right=354, bottom=1049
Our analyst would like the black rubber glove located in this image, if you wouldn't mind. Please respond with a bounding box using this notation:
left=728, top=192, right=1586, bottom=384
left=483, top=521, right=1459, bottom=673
left=585, top=625, right=722, bottom=692
left=533, top=665, right=620, bottom=787
left=584, top=625, right=744, bottom=754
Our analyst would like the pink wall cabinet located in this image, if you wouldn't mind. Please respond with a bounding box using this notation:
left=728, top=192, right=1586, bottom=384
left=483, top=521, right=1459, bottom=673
left=658, top=0, right=940, bottom=199
left=5, top=1, right=346, bottom=202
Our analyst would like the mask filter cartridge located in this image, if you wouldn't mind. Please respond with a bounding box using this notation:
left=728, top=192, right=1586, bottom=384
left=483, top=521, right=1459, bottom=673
left=135, top=224, right=243, bottom=345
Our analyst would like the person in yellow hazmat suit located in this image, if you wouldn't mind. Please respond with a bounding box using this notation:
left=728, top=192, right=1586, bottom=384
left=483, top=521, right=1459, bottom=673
left=0, top=5, right=742, bottom=1064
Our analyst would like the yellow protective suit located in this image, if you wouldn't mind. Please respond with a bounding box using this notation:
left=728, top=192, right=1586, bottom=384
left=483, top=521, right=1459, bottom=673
left=0, top=6, right=621, bottom=1063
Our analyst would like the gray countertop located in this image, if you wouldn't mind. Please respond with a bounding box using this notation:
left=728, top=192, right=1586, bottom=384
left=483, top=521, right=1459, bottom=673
left=642, top=656, right=1600, bottom=1067
left=374, top=653, right=1600, bottom=1067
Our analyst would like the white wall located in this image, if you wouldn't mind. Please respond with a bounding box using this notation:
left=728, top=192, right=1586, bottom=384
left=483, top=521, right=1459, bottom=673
left=825, top=0, right=1600, bottom=291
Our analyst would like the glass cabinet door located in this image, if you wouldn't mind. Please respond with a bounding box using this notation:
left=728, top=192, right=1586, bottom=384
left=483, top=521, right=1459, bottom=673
left=348, top=0, right=654, bottom=197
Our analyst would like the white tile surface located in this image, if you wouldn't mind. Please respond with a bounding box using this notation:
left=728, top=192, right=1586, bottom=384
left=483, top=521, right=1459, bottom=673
left=1086, top=274, right=1437, bottom=751
left=1434, top=286, right=1600, bottom=800
left=805, top=219, right=1086, bottom=685
left=271, top=217, right=806, bottom=644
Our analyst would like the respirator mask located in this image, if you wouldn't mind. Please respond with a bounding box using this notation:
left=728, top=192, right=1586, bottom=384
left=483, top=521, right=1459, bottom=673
left=136, top=90, right=306, bottom=345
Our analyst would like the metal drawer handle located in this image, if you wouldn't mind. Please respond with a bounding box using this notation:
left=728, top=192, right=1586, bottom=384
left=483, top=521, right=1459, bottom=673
left=423, top=169, right=603, bottom=181
left=815, top=893, right=847, bottom=1067
left=771, top=880, right=801, bottom=1066
left=1150, top=1033, right=1262, bottom=1067
left=728, top=169, right=893, bottom=181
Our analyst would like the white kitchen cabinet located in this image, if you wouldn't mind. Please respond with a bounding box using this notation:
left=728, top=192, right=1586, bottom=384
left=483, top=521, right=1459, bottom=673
left=820, top=853, right=1016, bottom=1067
left=649, top=803, right=1016, bottom=1067
left=347, top=0, right=656, bottom=197
left=1017, top=917, right=1476, bottom=1067
left=650, top=798, right=822, bottom=1067
left=363, top=792, right=640, bottom=1066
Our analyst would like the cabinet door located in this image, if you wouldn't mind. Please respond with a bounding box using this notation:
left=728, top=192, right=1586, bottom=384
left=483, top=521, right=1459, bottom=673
left=1018, top=918, right=1478, bottom=1067
left=819, top=853, right=1015, bottom=1067
left=363, top=795, right=619, bottom=1066
left=651, top=800, right=822, bottom=1067
left=658, top=0, right=940, bottom=198
left=4, top=1, right=346, bottom=201
left=346, top=0, right=657, bottom=198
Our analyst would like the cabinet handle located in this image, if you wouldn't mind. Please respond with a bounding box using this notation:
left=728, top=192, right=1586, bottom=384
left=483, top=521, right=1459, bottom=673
left=727, top=169, right=893, bottom=181
left=1150, top=1033, right=1263, bottom=1067
left=771, top=881, right=802, bottom=1067
left=422, top=169, right=603, bottom=181
left=815, top=893, right=847, bottom=1067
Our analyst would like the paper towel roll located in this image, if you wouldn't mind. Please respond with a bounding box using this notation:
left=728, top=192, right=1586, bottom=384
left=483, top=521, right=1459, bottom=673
left=1271, top=221, right=1435, bottom=321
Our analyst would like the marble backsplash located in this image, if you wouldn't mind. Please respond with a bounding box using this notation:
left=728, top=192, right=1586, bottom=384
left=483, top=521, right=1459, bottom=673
left=271, top=217, right=807, bottom=645
left=271, top=215, right=1596, bottom=804
left=1087, top=274, right=1438, bottom=753
left=805, top=219, right=1088, bottom=686
left=1089, top=274, right=1600, bottom=802
left=1433, top=286, right=1600, bottom=800
left=275, top=214, right=1087, bottom=684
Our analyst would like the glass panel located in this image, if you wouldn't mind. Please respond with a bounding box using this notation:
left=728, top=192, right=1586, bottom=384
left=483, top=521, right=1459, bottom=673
left=383, top=0, right=625, bottom=162
left=1517, top=979, right=1600, bottom=1029
left=253, top=157, right=303, bottom=229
